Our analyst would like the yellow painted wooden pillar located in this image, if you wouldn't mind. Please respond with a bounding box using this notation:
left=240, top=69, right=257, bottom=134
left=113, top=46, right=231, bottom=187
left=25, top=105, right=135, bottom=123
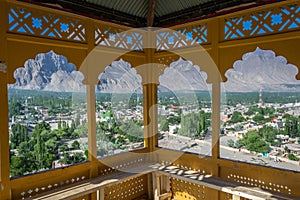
left=210, top=18, right=221, bottom=200
left=0, top=0, right=11, bottom=199
left=142, top=27, right=160, bottom=151
left=0, top=73, right=11, bottom=200
left=85, top=21, right=98, bottom=200
left=143, top=82, right=159, bottom=152
left=86, top=84, right=98, bottom=200
left=86, top=85, right=98, bottom=169
left=142, top=28, right=159, bottom=152
left=85, top=18, right=98, bottom=168
left=209, top=18, right=221, bottom=167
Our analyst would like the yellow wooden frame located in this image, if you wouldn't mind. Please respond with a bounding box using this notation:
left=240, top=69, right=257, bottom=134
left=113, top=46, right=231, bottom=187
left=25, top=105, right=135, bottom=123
left=1, top=0, right=300, bottom=199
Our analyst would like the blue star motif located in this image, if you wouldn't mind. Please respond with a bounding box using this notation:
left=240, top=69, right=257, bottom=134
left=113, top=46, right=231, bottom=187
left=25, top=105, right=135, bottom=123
left=271, top=13, right=282, bottom=25
left=243, top=20, right=252, bottom=31
left=127, top=36, right=132, bottom=44
left=32, top=17, right=42, bottom=29
left=109, top=33, right=115, bottom=41
left=186, top=32, right=193, bottom=40
left=60, top=23, right=69, bottom=32
left=168, top=36, right=174, bottom=44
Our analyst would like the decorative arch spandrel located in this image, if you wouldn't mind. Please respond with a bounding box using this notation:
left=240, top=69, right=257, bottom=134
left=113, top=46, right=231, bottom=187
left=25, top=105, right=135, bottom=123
left=219, top=36, right=300, bottom=82
left=6, top=39, right=87, bottom=84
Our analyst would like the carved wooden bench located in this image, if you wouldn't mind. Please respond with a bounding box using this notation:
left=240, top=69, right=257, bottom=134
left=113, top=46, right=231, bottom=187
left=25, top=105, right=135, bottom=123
left=29, top=163, right=156, bottom=200
left=28, top=163, right=300, bottom=200
left=153, top=164, right=300, bottom=200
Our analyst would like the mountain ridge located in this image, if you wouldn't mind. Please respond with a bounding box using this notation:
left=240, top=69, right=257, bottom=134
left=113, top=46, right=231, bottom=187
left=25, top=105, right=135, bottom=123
left=10, top=48, right=300, bottom=93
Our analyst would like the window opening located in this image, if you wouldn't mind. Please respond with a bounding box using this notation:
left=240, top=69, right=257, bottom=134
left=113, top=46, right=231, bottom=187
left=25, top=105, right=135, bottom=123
left=221, top=47, right=300, bottom=171
left=158, top=58, right=212, bottom=156
left=8, top=51, right=87, bottom=177
left=96, top=59, right=144, bottom=158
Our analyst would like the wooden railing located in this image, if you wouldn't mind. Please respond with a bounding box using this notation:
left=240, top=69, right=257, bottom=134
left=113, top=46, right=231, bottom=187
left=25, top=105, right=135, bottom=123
left=7, top=148, right=299, bottom=199
left=5, top=0, right=300, bottom=52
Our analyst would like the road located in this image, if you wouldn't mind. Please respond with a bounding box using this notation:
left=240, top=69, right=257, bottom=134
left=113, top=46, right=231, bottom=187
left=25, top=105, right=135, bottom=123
left=159, top=135, right=300, bottom=172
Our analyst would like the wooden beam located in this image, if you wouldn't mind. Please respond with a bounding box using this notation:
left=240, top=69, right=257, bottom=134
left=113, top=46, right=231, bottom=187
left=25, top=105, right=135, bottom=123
left=147, top=0, right=156, bottom=27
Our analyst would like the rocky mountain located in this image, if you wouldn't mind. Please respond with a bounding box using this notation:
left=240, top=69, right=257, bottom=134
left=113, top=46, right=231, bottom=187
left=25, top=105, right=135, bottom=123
left=11, top=50, right=85, bottom=92
left=224, top=47, right=300, bottom=92
left=10, top=48, right=300, bottom=93
left=159, top=58, right=210, bottom=92
left=98, top=59, right=142, bottom=93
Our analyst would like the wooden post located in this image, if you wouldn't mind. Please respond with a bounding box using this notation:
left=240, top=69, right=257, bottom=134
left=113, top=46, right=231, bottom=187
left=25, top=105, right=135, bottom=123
left=99, top=188, right=105, bottom=200
left=0, top=72, right=11, bottom=200
left=211, top=80, right=220, bottom=162
left=232, top=195, right=241, bottom=200
left=147, top=173, right=154, bottom=199
left=142, top=29, right=159, bottom=153
left=143, top=83, right=159, bottom=152
left=86, top=84, right=98, bottom=200
left=152, top=172, right=158, bottom=200
left=155, top=173, right=161, bottom=200
left=0, top=0, right=11, bottom=199
left=210, top=18, right=221, bottom=163
left=86, top=85, right=98, bottom=173
left=210, top=18, right=221, bottom=200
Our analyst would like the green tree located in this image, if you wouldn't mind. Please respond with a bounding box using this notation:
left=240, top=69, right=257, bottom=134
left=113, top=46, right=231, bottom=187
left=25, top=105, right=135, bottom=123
left=71, top=140, right=80, bottom=150
left=44, top=138, right=58, bottom=154
left=285, top=115, right=299, bottom=138
left=241, top=131, right=270, bottom=153
left=75, top=113, right=81, bottom=127
left=179, top=112, right=209, bottom=138
left=259, top=126, right=277, bottom=145
left=245, top=106, right=259, bottom=116
left=160, top=118, right=169, bottom=132
left=62, top=121, right=67, bottom=129
left=9, top=101, right=24, bottom=118
left=10, top=123, right=28, bottom=149
left=73, top=121, right=88, bottom=137
left=70, top=120, right=76, bottom=132
left=288, top=153, right=299, bottom=161
left=198, top=111, right=208, bottom=137
left=168, top=114, right=181, bottom=125
left=227, top=139, right=235, bottom=148
left=229, top=111, right=245, bottom=124
left=253, top=113, right=266, bottom=124
left=59, top=144, right=69, bottom=153
left=120, top=120, right=143, bottom=143
left=235, top=139, right=244, bottom=148
left=11, top=141, right=37, bottom=177
left=59, top=152, right=86, bottom=165
left=277, top=108, right=284, bottom=113
left=180, top=113, right=198, bottom=137
left=58, top=120, right=62, bottom=129
left=72, top=153, right=86, bottom=163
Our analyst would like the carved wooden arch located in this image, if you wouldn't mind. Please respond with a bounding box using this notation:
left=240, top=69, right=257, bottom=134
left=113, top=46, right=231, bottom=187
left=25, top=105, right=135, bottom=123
left=118, top=48, right=219, bottom=87
left=153, top=49, right=220, bottom=84
left=218, top=33, right=300, bottom=81
left=221, top=46, right=300, bottom=87
left=97, top=57, right=144, bottom=91
left=6, top=38, right=86, bottom=84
